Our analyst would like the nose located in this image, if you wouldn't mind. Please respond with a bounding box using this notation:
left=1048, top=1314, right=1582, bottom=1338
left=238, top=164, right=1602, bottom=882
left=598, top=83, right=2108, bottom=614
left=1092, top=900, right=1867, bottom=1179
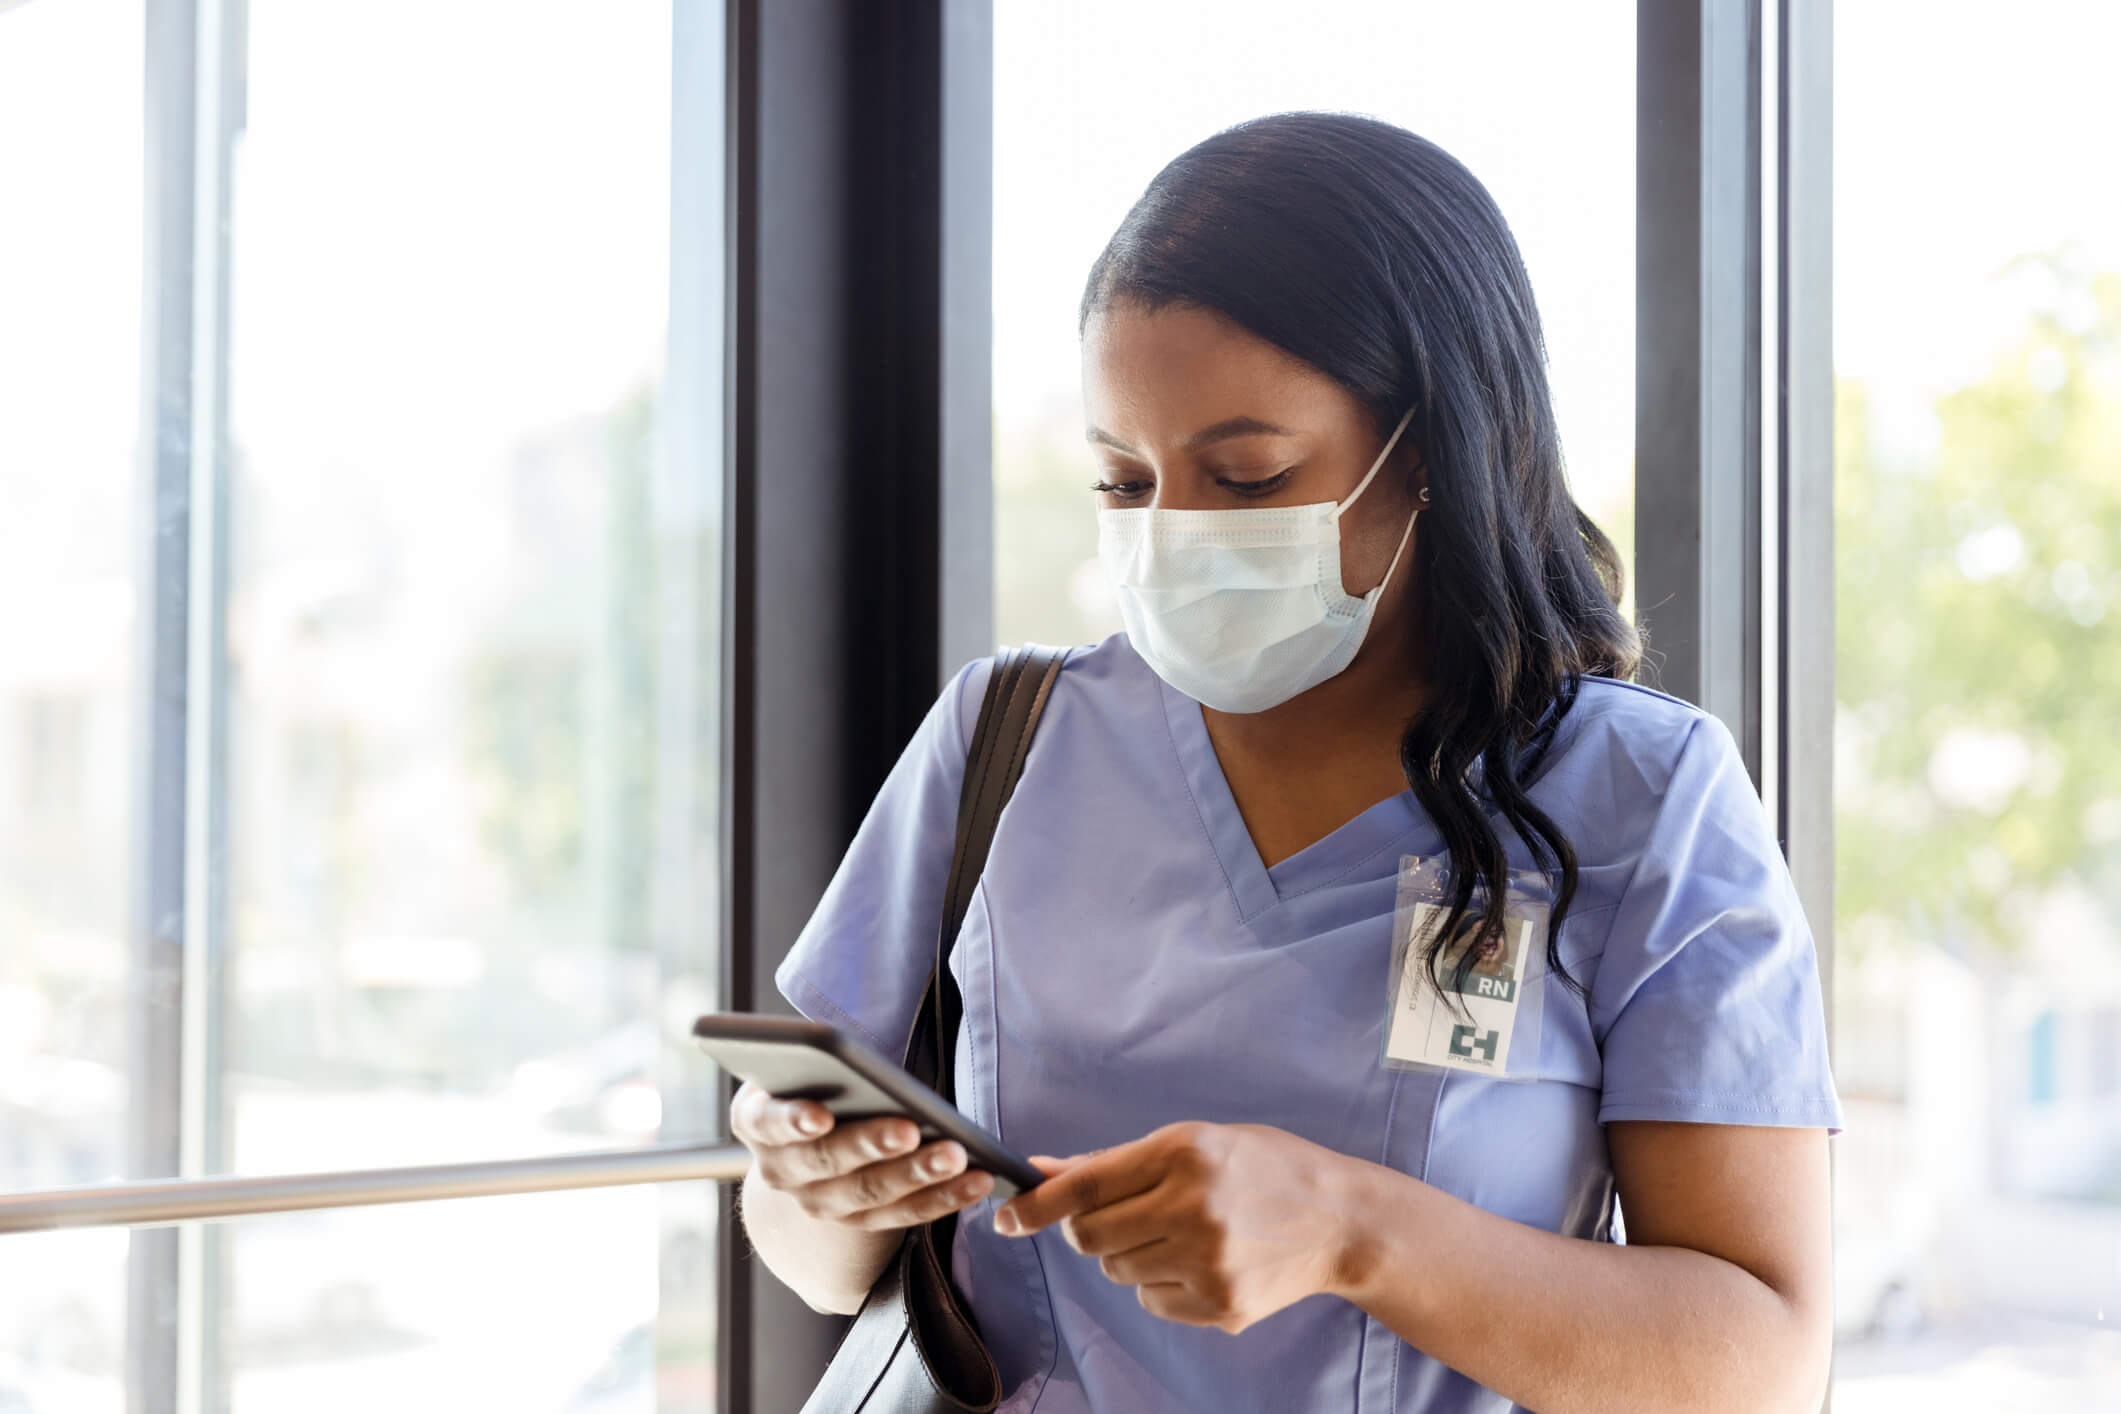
left=1148, top=464, right=1220, bottom=512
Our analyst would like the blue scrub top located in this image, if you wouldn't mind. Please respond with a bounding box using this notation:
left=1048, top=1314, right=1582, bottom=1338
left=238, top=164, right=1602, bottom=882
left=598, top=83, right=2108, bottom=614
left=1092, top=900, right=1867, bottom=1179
left=777, top=633, right=1844, bottom=1414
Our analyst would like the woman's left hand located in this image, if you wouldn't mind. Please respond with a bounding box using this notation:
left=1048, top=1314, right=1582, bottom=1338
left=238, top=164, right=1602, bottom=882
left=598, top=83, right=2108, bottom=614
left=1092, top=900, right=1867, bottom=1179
left=992, top=1121, right=1368, bottom=1334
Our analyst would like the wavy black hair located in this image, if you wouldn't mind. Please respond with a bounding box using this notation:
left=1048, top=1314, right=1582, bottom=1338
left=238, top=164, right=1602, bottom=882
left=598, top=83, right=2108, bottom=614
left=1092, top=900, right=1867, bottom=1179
left=1080, top=111, right=1643, bottom=1005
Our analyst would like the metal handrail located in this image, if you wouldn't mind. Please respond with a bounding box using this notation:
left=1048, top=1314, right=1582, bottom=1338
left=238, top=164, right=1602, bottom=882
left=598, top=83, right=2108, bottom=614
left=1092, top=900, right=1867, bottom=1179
left=0, top=1140, right=752, bottom=1234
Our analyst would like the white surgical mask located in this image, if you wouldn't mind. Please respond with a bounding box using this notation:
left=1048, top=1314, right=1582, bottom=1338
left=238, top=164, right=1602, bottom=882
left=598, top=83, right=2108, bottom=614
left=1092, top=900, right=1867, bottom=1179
left=1097, top=404, right=1423, bottom=714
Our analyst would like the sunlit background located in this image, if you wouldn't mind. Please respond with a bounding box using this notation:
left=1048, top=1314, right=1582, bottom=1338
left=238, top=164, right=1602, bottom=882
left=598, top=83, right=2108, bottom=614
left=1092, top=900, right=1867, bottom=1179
left=2, top=0, right=2118, bottom=1410
left=0, top=1, right=716, bottom=1409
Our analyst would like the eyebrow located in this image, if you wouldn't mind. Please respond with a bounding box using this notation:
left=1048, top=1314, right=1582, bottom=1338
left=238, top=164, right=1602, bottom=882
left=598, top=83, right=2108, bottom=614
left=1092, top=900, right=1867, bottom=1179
left=1085, top=415, right=1298, bottom=456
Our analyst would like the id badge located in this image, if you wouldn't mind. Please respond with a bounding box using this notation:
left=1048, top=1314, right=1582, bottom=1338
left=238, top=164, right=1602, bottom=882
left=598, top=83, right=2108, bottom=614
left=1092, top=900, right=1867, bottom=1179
left=1382, top=854, right=1550, bottom=1082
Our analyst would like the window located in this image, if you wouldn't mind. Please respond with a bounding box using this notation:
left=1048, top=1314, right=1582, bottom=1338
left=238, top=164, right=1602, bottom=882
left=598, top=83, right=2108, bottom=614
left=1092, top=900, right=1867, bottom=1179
left=0, top=3, right=142, bottom=1401
left=0, top=1, right=724, bottom=1408
left=1831, top=0, right=2121, bottom=1399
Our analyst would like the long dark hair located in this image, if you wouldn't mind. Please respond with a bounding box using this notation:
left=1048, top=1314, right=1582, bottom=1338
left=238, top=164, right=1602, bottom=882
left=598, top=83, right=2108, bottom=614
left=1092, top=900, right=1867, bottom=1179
left=1080, top=111, right=1642, bottom=1004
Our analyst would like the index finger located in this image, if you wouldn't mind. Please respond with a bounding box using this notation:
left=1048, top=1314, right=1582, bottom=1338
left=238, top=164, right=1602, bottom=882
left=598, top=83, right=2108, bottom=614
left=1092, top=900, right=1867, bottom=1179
left=731, top=1083, right=834, bottom=1148
left=994, top=1144, right=1161, bottom=1238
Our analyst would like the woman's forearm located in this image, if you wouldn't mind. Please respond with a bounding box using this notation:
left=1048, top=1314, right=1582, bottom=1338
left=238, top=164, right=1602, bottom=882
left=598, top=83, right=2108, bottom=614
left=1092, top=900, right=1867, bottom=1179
left=738, top=1164, right=899, bottom=1315
left=1326, top=1160, right=1830, bottom=1414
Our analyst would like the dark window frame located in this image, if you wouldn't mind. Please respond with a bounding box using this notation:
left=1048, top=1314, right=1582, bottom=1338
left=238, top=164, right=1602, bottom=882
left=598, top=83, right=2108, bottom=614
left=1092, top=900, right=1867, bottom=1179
left=716, top=2, right=994, bottom=1408
left=1635, top=0, right=1835, bottom=1402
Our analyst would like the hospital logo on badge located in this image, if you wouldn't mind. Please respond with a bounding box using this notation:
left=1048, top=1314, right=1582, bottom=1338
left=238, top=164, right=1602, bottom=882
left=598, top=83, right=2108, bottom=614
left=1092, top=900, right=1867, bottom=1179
left=1385, top=901, right=1534, bottom=1076
left=1448, top=1025, right=1500, bottom=1063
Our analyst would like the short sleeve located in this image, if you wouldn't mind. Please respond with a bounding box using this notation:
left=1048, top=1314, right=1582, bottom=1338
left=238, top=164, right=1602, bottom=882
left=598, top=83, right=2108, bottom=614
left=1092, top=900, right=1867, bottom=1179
left=1591, top=711, right=1845, bottom=1135
left=773, top=655, right=994, bottom=1059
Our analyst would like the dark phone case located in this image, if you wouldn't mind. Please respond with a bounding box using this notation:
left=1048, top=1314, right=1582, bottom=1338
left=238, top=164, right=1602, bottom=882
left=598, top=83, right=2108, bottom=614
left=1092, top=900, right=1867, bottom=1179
left=693, top=1013, right=1045, bottom=1198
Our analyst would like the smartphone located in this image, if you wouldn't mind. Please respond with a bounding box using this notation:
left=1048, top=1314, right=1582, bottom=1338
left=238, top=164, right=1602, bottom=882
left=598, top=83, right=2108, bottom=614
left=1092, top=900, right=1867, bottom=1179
left=692, top=1013, right=1044, bottom=1198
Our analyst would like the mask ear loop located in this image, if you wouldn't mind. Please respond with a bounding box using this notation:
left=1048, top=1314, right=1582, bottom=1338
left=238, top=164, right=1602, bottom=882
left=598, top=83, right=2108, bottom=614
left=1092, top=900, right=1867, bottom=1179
left=1337, top=404, right=1424, bottom=602
left=1336, top=404, right=1420, bottom=518
left=1364, top=492, right=1425, bottom=604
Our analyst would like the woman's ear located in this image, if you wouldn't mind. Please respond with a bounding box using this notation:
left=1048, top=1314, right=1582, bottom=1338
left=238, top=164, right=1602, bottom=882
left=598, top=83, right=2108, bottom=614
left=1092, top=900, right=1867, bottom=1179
left=1405, top=449, right=1430, bottom=506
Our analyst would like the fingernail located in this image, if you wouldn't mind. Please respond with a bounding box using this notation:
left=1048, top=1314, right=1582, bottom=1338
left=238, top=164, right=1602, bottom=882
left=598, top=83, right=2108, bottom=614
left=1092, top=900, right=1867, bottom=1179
left=795, top=1110, right=825, bottom=1136
left=883, top=1126, right=915, bottom=1153
left=994, top=1209, right=1021, bottom=1236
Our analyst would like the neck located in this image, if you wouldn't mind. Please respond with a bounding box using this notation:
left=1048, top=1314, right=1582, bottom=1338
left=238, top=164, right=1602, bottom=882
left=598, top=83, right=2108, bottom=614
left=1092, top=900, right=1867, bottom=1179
left=1194, top=623, right=1430, bottom=871
left=1201, top=618, right=1430, bottom=779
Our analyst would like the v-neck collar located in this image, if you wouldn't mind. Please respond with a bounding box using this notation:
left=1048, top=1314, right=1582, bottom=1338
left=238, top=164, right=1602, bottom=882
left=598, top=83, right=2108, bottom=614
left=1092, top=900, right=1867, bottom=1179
left=1156, top=669, right=1433, bottom=923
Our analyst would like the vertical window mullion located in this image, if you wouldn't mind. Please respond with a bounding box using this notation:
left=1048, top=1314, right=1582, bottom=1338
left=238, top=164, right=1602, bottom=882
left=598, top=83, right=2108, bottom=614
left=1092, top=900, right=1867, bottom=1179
left=129, top=1, right=200, bottom=1410
left=1776, top=0, right=1835, bottom=1030
left=936, top=0, right=993, bottom=681
left=719, top=2, right=994, bottom=1407
left=661, top=0, right=729, bottom=1389
left=1635, top=0, right=1765, bottom=766
left=716, top=1, right=761, bottom=1406
left=175, top=0, right=242, bottom=1408
left=130, top=1, right=240, bottom=1409
left=1775, top=4, right=1836, bottom=1400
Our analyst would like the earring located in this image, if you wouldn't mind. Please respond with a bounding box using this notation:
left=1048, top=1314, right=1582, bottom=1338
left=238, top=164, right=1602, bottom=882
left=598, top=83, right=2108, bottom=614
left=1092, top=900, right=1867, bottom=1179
left=1418, top=485, right=1432, bottom=503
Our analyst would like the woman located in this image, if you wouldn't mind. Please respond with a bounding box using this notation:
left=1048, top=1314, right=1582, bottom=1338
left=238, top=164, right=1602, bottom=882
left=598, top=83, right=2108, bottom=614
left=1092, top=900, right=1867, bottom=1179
left=733, top=112, right=1842, bottom=1413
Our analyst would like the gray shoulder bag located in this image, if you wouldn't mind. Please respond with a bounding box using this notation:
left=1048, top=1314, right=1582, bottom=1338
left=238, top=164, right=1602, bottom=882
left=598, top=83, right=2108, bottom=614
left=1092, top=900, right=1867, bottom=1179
left=800, top=642, right=1069, bottom=1414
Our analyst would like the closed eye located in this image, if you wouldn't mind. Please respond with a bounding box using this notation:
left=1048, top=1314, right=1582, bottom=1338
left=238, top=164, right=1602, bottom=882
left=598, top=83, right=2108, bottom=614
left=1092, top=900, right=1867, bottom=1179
left=1091, top=469, right=1295, bottom=502
left=1221, top=468, right=1294, bottom=497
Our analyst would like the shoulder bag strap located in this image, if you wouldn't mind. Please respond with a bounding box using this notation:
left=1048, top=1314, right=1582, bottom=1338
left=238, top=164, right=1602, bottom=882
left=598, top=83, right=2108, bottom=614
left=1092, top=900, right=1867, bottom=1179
left=901, top=644, right=1069, bottom=1100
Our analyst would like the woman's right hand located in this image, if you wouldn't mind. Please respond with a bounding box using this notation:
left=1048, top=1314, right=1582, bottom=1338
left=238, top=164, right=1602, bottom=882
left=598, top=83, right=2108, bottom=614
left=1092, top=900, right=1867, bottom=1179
left=731, top=1081, right=995, bottom=1230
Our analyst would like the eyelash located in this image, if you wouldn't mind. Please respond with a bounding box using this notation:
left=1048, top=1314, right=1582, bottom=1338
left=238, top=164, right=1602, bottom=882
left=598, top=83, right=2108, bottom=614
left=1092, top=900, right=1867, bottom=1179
left=1091, top=469, right=1294, bottom=501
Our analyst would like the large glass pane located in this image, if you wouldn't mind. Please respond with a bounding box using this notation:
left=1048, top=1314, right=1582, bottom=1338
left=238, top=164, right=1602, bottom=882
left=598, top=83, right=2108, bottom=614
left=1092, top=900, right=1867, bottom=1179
left=0, top=0, right=142, bottom=1403
left=0, top=1184, right=714, bottom=1414
left=220, top=0, right=719, bottom=1175
left=213, top=1182, right=710, bottom=1412
left=0, top=1229, right=127, bottom=1411
left=1, top=0, right=723, bottom=1407
left=1832, top=3, right=2121, bottom=1406
left=992, top=0, right=1635, bottom=647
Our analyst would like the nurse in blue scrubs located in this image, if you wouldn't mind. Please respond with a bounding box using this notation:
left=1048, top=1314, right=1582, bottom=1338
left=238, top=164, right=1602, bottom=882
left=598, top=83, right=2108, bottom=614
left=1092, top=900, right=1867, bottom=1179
left=733, top=110, right=1843, bottom=1414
